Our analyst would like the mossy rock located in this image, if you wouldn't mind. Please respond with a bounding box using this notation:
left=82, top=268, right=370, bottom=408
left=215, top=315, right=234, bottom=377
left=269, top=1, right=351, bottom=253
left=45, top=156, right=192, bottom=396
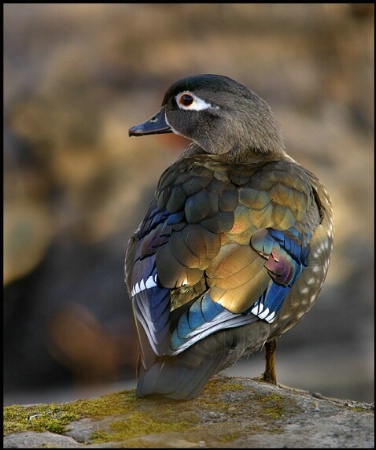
left=3, top=376, right=374, bottom=448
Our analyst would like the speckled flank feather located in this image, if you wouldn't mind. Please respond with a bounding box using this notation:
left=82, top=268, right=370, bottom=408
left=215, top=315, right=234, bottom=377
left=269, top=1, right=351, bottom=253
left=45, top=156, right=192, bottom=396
left=126, top=74, right=333, bottom=400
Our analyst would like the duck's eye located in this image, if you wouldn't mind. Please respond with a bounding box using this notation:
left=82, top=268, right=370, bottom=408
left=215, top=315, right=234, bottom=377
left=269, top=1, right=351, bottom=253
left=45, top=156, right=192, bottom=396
left=175, top=92, right=218, bottom=111
left=178, top=93, right=194, bottom=107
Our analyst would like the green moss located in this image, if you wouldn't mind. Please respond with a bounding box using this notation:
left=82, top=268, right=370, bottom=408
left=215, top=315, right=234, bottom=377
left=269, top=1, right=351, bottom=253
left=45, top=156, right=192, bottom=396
left=203, top=377, right=244, bottom=395
left=260, top=394, right=284, bottom=402
left=3, top=390, right=139, bottom=436
left=196, top=377, right=246, bottom=412
left=258, top=394, right=287, bottom=420
left=349, top=406, right=370, bottom=413
left=90, top=411, right=191, bottom=444
left=4, top=404, right=79, bottom=435
left=3, top=388, right=203, bottom=443
left=3, top=377, right=306, bottom=445
left=217, top=431, right=242, bottom=443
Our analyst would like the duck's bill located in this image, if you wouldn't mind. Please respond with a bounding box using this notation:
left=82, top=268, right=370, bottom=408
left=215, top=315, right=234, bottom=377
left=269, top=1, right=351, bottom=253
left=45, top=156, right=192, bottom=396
left=129, top=107, right=172, bottom=136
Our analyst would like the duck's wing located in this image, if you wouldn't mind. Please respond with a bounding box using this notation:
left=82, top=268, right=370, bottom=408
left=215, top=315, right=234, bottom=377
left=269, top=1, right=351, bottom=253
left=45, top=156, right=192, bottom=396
left=125, top=156, right=325, bottom=374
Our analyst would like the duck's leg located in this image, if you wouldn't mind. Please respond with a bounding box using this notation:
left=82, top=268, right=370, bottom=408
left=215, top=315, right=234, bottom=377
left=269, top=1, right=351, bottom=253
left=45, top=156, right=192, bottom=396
left=262, top=337, right=278, bottom=384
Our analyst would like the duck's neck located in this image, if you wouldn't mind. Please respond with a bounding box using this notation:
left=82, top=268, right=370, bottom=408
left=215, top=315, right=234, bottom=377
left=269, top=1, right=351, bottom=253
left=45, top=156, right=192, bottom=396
left=181, top=142, right=290, bottom=164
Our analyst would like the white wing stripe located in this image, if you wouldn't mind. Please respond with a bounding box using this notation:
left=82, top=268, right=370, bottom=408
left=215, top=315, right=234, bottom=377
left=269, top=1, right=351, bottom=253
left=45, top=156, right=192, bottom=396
left=132, top=275, right=157, bottom=297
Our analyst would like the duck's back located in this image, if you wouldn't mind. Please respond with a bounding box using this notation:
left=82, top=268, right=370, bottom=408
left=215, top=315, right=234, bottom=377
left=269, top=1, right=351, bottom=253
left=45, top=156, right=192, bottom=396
left=125, top=153, right=333, bottom=399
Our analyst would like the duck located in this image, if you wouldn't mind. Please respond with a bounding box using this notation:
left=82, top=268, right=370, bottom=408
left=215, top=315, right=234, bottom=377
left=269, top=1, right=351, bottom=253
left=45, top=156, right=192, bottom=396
left=125, top=74, right=334, bottom=400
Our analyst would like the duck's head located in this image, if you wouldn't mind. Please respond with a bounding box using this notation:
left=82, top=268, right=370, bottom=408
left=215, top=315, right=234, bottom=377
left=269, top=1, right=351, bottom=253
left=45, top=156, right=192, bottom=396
left=129, top=74, right=285, bottom=158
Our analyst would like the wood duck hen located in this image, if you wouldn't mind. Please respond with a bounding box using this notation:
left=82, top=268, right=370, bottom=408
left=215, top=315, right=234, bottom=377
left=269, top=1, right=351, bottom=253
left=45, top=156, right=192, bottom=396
left=125, top=74, right=334, bottom=400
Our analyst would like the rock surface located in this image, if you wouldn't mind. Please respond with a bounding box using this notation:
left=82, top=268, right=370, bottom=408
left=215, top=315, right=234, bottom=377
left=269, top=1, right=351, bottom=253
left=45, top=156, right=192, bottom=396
left=4, top=376, right=374, bottom=448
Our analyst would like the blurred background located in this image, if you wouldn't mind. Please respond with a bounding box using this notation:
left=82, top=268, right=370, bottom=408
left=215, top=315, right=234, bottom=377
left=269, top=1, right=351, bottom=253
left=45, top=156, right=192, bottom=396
left=4, top=4, right=374, bottom=406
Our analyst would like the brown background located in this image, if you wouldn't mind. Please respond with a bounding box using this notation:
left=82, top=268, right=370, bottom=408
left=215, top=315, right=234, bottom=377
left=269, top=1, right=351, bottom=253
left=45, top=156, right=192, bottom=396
left=4, top=4, right=374, bottom=405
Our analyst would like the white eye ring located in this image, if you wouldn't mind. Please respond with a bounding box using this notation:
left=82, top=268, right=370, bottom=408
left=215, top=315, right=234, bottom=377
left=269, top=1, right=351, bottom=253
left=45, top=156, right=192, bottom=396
left=175, top=91, right=219, bottom=111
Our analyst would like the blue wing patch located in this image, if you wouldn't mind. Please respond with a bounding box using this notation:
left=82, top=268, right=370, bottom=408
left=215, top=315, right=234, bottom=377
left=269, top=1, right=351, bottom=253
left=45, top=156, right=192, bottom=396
left=171, top=292, right=258, bottom=354
left=249, top=227, right=310, bottom=323
left=131, top=253, right=171, bottom=356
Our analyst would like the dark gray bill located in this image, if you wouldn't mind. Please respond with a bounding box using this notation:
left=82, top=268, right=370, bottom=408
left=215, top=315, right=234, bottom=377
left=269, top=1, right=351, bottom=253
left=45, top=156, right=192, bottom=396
left=129, top=107, right=172, bottom=137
